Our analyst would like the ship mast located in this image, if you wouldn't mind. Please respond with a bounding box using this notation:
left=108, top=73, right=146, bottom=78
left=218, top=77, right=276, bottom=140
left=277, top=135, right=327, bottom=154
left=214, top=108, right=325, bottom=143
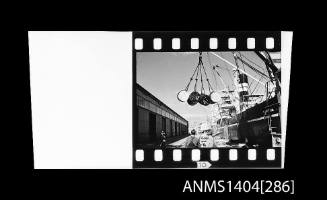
left=232, top=52, right=251, bottom=113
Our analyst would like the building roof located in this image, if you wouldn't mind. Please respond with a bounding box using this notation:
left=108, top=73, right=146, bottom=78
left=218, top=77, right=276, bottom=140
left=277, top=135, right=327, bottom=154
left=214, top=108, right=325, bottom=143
left=136, top=83, right=188, bottom=124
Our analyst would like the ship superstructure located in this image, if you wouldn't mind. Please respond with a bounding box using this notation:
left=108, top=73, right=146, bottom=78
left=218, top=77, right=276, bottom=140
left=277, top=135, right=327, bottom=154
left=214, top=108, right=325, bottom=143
left=209, top=51, right=281, bottom=147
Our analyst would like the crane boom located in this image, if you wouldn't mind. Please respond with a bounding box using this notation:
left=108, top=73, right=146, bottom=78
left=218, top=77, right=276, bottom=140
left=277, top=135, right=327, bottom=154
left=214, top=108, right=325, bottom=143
left=209, top=52, right=266, bottom=86
left=234, top=54, right=270, bottom=79
left=254, top=51, right=280, bottom=82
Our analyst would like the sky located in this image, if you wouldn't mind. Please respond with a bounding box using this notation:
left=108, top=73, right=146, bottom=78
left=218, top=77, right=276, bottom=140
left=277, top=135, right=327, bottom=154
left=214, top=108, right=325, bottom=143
left=136, top=51, right=278, bottom=126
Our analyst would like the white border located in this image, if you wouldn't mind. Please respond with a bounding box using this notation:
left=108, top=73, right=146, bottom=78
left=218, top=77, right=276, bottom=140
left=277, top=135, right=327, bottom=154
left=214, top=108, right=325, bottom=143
left=30, top=31, right=133, bottom=169
left=281, top=31, right=293, bottom=168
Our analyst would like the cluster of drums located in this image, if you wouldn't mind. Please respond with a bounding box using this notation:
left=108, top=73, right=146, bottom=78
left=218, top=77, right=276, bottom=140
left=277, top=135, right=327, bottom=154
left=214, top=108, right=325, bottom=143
left=177, top=90, right=220, bottom=106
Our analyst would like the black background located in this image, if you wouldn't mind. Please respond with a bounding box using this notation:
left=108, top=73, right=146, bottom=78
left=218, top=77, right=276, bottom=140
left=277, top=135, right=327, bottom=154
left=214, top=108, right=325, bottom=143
left=21, top=5, right=320, bottom=199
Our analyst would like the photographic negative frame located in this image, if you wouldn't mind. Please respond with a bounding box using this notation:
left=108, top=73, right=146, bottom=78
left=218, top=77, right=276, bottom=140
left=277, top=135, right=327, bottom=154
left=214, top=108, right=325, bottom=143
left=133, top=31, right=292, bottom=169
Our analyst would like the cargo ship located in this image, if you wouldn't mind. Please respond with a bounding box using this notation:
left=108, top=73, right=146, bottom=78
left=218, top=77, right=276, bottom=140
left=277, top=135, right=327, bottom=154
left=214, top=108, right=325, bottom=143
left=209, top=51, right=282, bottom=148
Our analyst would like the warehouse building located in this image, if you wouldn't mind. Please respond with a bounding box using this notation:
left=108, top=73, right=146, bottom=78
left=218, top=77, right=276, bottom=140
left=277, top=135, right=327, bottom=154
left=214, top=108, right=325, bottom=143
left=135, top=83, right=189, bottom=145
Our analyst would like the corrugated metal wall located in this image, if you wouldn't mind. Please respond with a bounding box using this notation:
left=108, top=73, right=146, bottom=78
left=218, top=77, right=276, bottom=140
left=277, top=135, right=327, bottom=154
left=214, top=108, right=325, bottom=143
left=137, top=108, right=149, bottom=143
left=136, top=86, right=189, bottom=145
left=137, top=107, right=188, bottom=144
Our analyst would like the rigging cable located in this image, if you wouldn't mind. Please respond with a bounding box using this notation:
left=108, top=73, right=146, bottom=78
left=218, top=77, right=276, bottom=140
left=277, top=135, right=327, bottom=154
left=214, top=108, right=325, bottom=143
left=238, top=52, right=253, bottom=95
left=201, top=57, right=214, bottom=93
left=232, top=52, right=246, bottom=94
left=193, top=62, right=201, bottom=91
left=208, top=52, right=229, bottom=91
left=207, top=52, right=219, bottom=91
left=240, top=52, right=266, bottom=71
left=219, top=52, right=235, bottom=90
left=250, top=75, right=263, bottom=96
left=185, top=60, right=200, bottom=91
left=235, top=54, right=269, bottom=80
left=238, top=52, right=247, bottom=73
left=214, top=68, right=228, bottom=91
left=199, top=61, right=205, bottom=94
left=234, top=52, right=271, bottom=100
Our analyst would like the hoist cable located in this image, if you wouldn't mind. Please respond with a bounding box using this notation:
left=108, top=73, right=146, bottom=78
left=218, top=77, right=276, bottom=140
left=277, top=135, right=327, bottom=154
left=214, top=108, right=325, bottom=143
left=194, top=62, right=201, bottom=91
left=198, top=52, right=205, bottom=94
left=199, top=62, right=205, bottom=94
left=200, top=55, right=214, bottom=93
left=185, top=58, right=202, bottom=91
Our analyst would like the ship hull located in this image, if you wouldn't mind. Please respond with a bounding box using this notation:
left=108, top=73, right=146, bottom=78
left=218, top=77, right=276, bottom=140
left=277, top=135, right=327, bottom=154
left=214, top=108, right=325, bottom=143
left=214, top=96, right=281, bottom=147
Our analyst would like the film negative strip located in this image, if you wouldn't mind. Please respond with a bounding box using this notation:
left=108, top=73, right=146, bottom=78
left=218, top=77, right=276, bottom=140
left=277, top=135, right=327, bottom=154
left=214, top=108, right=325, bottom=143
left=133, top=31, right=281, bottom=52
left=133, top=148, right=281, bottom=169
left=134, top=148, right=281, bottom=168
left=133, top=31, right=286, bottom=169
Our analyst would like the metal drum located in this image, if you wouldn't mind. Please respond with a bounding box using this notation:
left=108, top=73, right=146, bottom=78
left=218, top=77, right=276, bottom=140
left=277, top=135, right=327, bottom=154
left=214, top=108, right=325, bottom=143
left=208, top=96, right=216, bottom=104
left=209, top=91, right=220, bottom=103
left=177, top=90, right=189, bottom=102
left=198, top=94, right=211, bottom=106
left=187, top=91, right=200, bottom=106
